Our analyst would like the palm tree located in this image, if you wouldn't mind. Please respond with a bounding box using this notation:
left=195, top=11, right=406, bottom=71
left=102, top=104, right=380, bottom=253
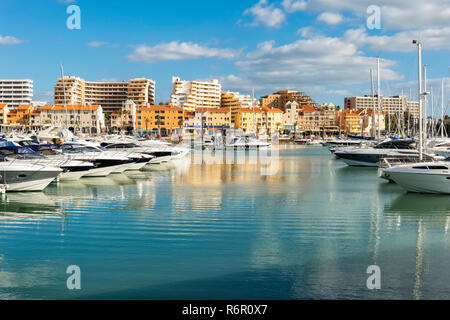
left=276, top=122, right=281, bottom=134
left=155, top=114, right=162, bottom=138
left=22, top=117, right=30, bottom=130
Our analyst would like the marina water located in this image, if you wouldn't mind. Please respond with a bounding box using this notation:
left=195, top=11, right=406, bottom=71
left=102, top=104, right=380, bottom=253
left=1, top=145, right=450, bottom=299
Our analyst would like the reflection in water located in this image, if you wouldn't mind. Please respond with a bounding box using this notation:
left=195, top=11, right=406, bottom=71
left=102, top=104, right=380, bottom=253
left=413, top=220, right=424, bottom=300
left=384, top=193, right=450, bottom=300
left=0, top=192, right=61, bottom=217
left=1, top=146, right=450, bottom=299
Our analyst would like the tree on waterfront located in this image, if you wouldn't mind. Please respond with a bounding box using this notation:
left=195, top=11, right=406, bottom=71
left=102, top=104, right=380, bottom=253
left=155, top=114, right=162, bottom=138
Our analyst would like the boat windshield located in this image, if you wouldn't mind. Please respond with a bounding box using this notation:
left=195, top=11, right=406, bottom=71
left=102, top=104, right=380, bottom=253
left=0, top=146, right=44, bottom=159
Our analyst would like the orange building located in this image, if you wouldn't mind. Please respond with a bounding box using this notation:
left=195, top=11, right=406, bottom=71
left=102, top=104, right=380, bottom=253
left=6, top=104, right=34, bottom=125
left=138, top=105, right=183, bottom=134
left=336, top=109, right=363, bottom=135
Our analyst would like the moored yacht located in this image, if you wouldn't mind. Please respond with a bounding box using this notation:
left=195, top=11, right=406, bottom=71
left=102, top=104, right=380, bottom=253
left=225, top=136, right=271, bottom=149
left=0, top=161, right=62, bottom=192
left=0, top=144, right=95, bottom=181
left=384, top=161, right=450, bottom=194
left=334, top=139, right=431, bottom=167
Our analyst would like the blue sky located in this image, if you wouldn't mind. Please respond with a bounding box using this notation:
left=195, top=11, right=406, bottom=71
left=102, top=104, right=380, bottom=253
left=1, top=0, right=449, bottom=112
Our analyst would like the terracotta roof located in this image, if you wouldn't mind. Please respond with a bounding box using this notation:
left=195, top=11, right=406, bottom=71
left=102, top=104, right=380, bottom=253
left=140, top=105, right=182, bottom=112
left=240, top=107, right=264, bottom=113
left=0, top=104, right=8, bottom=109
left=17, top=105, right=32, bottom=110
left=195, top=107, right=230, bottom=113
left=302, top=105, right=316, bottom=112
left=40, top=104, right=100, bottom=111
left=261, top=106, right=283, bottom=113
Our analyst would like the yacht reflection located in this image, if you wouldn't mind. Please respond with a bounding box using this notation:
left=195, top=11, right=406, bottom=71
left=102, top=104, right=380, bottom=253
left=384, top=193, right=450, bottom=300
left=0, top=192, right=61, bottom=217
left=44, top=174, right=156, bottom=202
left=385, top=193, right=450, bottom=216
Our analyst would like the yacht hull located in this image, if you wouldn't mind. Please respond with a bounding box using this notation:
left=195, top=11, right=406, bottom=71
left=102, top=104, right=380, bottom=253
left=0, top=165, right=62, bottom=192
left=340, top=158, right=379, bottom=167
left=387, top=171, right=450, bottom=194
left=7, top=176, right=58, bottom=192
left=82, top=166, right=116, bottom=177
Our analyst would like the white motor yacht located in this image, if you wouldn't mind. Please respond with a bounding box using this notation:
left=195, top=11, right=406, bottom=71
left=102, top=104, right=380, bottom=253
left=334, top=139, right=432, bottom=167
left=384, top=161, right=450, bottom=194
left=0, top=161, right=62, bottom=192
left=225, top=136, right=271, bottom=149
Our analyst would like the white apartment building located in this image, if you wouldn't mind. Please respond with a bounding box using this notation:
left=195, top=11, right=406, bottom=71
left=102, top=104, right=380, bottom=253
left=54, top=77, right=155, bottom=113
left=344, top=95, right=420, bottom=119
left=0, top=79, right=33, bottom=108
left=170, top=77, right=221, bottom=111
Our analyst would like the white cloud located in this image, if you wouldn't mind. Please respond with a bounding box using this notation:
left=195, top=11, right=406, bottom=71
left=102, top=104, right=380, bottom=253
left=0, top=35, right=22, bottom=45
left=88, top=41, right=107, bottom=47
left=243, top=0, right=286, bottom=28
left=344, top=27, right=450, bottom=52
left=88, top=41, right=108, bottom=48
left=317, top=12, right=343, bottom=25
left=88, top=41, right=119, bottom=48
left=126, top=41, right=240, bottom=63
left=301, top=0, right=450, bottom=30
left=220, top=35, right=402, bottom=96
left=297, top=26, right=316, bottom=37
left=281, top=0, right=307, bottom=13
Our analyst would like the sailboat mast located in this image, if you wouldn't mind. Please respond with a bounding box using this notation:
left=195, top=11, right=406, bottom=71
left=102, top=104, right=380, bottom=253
left=252, top=88, right=256, bottom=134
left=377, top=57, right=381, bottom=142
left=370, top=69, right=376, bottom=138
left=424, top=65, right=428, bottom=140
left=414, top=40, right=423, bottom=161
left=441, top=79, right=445, bottom=138
left=60, top=64, right=68, bottom=128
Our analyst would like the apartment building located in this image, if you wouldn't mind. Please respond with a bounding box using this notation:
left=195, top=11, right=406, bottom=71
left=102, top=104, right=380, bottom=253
left=39, top=104, right=105, bottom=133
left=29, top=110, right=42, bottom=128
left=221, top=91, right=256, bottom=126
left=336, top=110, right=362, bottom=135
left=110, top=100, right=138, bottom=131
left=184, top=107, right=231, bottom=129
left=262, top=106, right=283, bottom=133
left=344, top=95, right=420, bottom=119
left=6, top=104, right=35, bottom=126
left=260, top=90, right=317, bottom=112
left=0, top=79, right=33, bottom=108
left=0, top=104, right=10, bottom=124
left=235, top=107, right=266, bottom=133
left=355, top=109, right=386, bottom=135
left=297, top=105, right=338, bottom=133
left=54, top=77, right=155, bottom=113
left=283, top=101, right=300, bottom=131
left=170, top=77, right=221, bottom=111
left=138, top=105, right=183, bottom=135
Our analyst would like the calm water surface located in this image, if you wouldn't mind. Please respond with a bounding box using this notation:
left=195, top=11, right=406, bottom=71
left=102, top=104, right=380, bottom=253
left=1, top=145, right=450, bottom=300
